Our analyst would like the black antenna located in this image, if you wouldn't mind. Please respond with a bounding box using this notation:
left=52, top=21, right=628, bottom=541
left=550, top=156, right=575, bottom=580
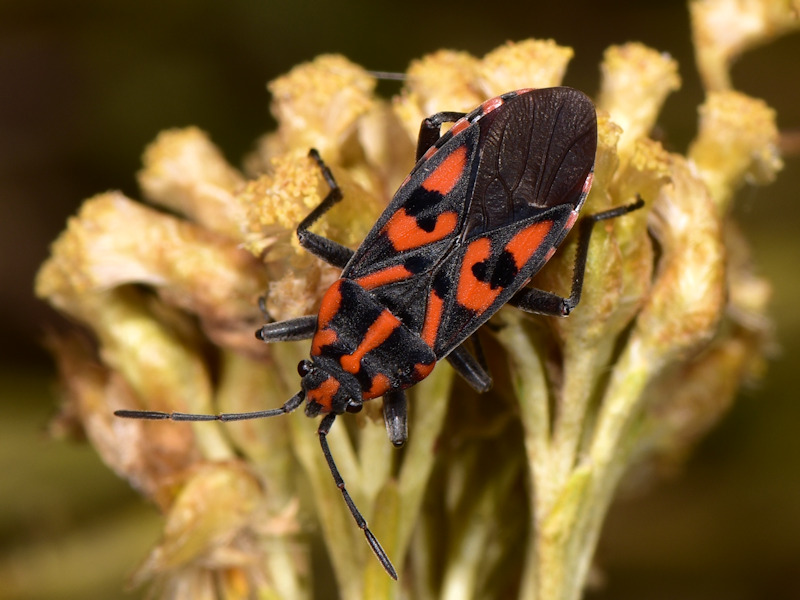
left=114, top=390, right=305, bottom=421
left=318, top=413, right=398, bottom=579
left=114, top=391, right=398, bottom=579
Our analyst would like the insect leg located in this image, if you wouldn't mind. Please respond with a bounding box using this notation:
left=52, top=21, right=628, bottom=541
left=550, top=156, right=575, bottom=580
left=510, top=198, right=645, bottom=317
left=256, top=315, right=317, bottom=342
left=382, top=389, right=408, bottom=447
left=416, top=111, right=467, bottom=160
left=445, top=340, right=492, bottom=393
left=317, top=413, right=398, bottom=579
left=296, top=149, right=356, bottom=269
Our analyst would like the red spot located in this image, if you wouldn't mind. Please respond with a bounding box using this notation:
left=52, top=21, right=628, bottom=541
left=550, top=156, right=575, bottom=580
left=356, top=265, right=413, bottom=290
left=413, top=362, right=435, bottom=381
left=581, top=172, right=594, bottom=195
left=340, top=309, right=401, bottom=374
left=364, top=373, right=391, bottom=399
left=449, top=118, right=469, bottom=136
left=505, top=221, right=553, bottom=269
left=480, top=96, right=504, bottom=115
left=421, top=145, right=467, bottom=195
left=383, top=209, right=458, bottom=251
left=311, top=328, right=338, bottom=356
left=565, top=210, right=579, bottom=232
left=317, top=280, right=343, bottom=329
left=456, top=238, right=502, bottom=313
left=422, top=146, right=437, bottom=161
left=306, top=377, right=340, bottom=413
left=420, top=290, right=444, bottom=349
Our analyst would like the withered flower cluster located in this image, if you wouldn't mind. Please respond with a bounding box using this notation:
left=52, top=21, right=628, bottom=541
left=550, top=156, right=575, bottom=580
left=35, top=1, right=796, bottom=598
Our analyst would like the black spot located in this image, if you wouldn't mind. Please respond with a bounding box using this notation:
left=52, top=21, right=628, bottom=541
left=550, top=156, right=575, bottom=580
left=472, top=260, right=489, bottom=282
left=353, top=368, right=374, bottom=391
left=405, top=187, right=443, bottom=216
left=470, top=252, right=518, bottom=289
left=490, top=251, right=519, bottom=289
left=404, top=255, right=429, bottom=274
left=416, top=215, right=437, bottom=233
left=319, top=341, right=345, bottom=361
left=338, top=279, right=360, bottom=306
left=433, top=271, right=450, bottom=298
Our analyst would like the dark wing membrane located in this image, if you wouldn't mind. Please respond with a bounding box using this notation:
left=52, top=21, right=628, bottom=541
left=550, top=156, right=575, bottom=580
left=463, top=87, right=596, bottom=238
left=431, top=88, right=597, bottom=356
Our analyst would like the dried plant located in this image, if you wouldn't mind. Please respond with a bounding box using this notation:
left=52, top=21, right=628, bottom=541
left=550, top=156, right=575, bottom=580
left=35, top=1, right=797, bottom=598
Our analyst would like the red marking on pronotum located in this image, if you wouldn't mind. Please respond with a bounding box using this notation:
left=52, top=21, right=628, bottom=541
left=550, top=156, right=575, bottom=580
left=317, top=280, right=343, bottom=329
left=365, top=373, right=391, bottom=399
left=413, top=362, right=435, bottom=380
left=305, top=377, right=340, bottom=413
left=311, top=328, right=338, bottom=356
left=340, top=309, right=401, bottom=374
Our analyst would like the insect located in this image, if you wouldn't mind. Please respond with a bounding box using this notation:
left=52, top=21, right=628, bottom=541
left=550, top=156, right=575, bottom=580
left=116, top=86, right=643, bottom=579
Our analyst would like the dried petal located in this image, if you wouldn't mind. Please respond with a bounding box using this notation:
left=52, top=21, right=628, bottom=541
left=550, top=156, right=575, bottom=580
left=264, top=54, right=377, bottom=162
left=598, top=43, right=681, bottom=156
left=139, top=127, right=246, bottom=239
left=691, top=0, right=800, bottom=90
left=477, top=39, right=574, bottom=96
left=688, top=90, right=783, bottom=211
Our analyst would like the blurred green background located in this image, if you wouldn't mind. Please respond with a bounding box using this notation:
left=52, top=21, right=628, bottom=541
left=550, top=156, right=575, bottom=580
left=1, top=1, right=798, bottom=598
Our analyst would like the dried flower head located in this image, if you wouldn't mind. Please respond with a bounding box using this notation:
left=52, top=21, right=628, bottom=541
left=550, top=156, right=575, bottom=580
left=36, top=4, right=795, bottom=597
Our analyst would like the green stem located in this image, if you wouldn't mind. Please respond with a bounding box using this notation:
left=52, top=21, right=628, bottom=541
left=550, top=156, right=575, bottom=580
left=565, top=337, right=654, bottom=600
left=496, top=313, right=550, bottom=600
left=441, top=444, right=523, bottom=600
left=549, top=344, right=605, bottom=495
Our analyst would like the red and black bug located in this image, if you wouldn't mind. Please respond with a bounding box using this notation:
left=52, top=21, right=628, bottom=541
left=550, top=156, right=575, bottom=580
left=116, top=86, right=643, bottom=579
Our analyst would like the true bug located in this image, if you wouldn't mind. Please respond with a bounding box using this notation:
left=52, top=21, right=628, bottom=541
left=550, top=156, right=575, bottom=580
left=116, top=86, right=643, bottom=579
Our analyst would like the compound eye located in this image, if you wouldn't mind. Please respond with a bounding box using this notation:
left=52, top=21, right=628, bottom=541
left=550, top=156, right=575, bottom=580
left=297, top=360, right=312, bottom=377
left=345, top=399, right=363, bottom=414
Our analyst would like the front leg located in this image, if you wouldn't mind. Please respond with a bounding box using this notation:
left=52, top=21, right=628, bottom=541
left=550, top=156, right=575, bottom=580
left=256, top=315, right=317, bottom=342
left=296, top=149, right=356, bottom=269
left=257, top=152, right=357, bottom=344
